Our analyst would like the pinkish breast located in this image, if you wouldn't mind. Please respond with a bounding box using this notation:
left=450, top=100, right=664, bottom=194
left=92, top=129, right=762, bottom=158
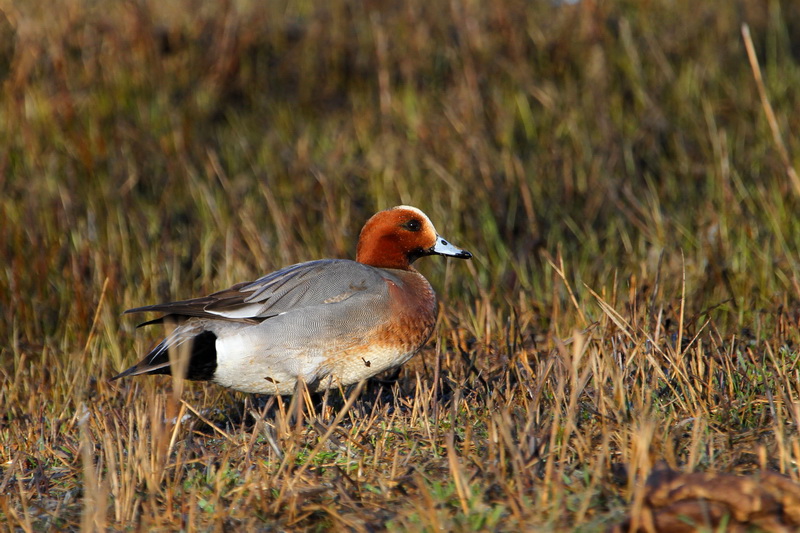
left=380, top=271, right=438, bottom=353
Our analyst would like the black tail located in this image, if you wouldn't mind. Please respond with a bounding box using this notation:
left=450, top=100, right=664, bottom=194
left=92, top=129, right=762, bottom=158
left=111, top=331, right=219, bottom=382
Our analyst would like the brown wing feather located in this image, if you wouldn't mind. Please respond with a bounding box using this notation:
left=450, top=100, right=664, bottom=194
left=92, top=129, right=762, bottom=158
left=124, top=281, right=258, bottom=324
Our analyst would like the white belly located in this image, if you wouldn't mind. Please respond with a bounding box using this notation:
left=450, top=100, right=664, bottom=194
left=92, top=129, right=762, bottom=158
left=212, top=331, right=416, bottom=395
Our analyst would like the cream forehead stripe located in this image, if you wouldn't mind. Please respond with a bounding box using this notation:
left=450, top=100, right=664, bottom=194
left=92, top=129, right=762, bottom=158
left=394, top=205, right=436, bottom=231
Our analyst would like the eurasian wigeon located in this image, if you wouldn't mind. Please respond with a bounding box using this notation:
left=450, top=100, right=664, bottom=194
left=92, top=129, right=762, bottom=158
left=111, top=206, right=472, bottom=394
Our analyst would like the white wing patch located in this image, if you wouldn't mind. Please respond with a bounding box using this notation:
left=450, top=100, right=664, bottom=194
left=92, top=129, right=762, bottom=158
left=206, top=304, right=266, bottom=319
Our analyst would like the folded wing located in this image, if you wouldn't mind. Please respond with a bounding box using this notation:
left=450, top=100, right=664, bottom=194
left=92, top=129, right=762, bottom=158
left=125, top=259, right=388, bottom=324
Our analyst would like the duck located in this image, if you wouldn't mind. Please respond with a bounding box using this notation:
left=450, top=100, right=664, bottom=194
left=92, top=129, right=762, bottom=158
left=111, top=205, right=472, bottom=394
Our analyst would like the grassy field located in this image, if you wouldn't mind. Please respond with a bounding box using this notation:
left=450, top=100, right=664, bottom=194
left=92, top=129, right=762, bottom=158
left=3, top=0, right=800, bottom=530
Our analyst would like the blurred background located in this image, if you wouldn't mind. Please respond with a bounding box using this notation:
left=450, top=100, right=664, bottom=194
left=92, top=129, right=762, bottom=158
left=4, top=1, right=800, bottom=530
left=2, top=0, right=800, bottom=381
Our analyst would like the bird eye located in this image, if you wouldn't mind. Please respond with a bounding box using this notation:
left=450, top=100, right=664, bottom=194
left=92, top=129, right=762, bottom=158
left=402, top=219, right=422, bottom=232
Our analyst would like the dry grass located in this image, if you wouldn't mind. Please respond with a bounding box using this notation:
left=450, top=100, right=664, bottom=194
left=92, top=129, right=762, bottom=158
left=2, top=0, right=800, bottom=530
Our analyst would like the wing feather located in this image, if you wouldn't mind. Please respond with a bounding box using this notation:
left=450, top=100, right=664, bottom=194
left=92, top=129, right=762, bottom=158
left=125, top=259, right=391, bottom=323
